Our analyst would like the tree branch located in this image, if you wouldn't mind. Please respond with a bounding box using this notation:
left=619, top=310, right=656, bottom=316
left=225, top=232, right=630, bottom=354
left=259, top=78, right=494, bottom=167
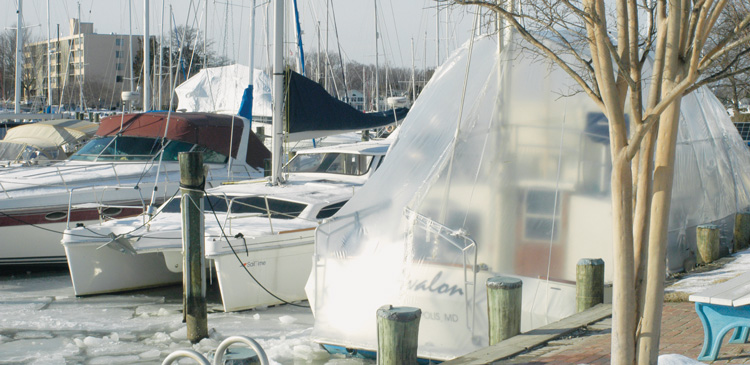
left=452, top=0, right=605, bottom=108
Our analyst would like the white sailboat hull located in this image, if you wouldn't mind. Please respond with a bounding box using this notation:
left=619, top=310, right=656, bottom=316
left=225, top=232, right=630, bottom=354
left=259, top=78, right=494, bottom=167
left=62, top=237, right=181, bottom=296
left=209, top=230, right=314, bottom=312
left=1, top=221, right=71, bottom=265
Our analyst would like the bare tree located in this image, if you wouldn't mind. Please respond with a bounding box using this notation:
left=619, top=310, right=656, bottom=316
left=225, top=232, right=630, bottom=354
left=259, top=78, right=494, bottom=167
left=448, top=0, right=750, bottom=364
left=0, top=26, right=34, bottom=104
left=701, top=2, right=750, bottom=114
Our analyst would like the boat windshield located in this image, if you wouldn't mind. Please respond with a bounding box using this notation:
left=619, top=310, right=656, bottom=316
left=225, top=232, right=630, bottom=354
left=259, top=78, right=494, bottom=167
left=0, top=142, right=57, bottom=162
left=160, top=195, right=307, bottom=220
left=0, top=142, right=26, bottom=161
left=69, top=136, right=228, bottom=163
left=285, top=152, right=375, bottom=176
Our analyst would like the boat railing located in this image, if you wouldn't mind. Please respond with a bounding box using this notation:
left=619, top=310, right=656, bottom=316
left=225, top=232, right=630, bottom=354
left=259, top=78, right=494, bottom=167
left=404, top=207, right=479, bottom=335
left=65, top=184, right=149, bottom=229
left=223, top=195, right=278, bottom=236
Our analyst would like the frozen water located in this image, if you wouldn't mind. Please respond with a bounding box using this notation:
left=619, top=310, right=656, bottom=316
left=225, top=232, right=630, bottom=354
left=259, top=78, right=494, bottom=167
left=0, top=269, right=358, bottom=364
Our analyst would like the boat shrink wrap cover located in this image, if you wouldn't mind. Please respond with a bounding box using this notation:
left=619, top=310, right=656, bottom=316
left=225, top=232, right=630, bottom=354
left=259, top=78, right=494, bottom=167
left=305, top=34, right=750, bottom=360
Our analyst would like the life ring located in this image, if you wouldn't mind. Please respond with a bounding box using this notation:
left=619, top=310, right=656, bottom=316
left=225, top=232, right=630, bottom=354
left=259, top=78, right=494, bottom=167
left=385, top=125, right=395, bottom=133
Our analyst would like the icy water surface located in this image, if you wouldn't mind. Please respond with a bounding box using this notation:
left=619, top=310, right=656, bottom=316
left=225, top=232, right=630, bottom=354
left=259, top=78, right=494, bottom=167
left=0, top=267, right=369, bottom=364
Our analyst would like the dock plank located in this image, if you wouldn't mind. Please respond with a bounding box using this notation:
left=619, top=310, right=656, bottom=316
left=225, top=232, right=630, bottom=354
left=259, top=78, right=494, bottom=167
left=443, top=304, right=612, bottom=365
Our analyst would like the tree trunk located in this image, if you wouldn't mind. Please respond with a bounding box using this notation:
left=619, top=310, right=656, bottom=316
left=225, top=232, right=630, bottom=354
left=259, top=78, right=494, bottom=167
left=636, top=91, right=683, bottom=364
left=610, top=154, right=636, bottom=365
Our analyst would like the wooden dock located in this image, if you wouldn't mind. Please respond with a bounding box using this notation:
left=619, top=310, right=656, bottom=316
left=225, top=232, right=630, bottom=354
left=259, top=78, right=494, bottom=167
left=443, top=304, right=612, bottom=364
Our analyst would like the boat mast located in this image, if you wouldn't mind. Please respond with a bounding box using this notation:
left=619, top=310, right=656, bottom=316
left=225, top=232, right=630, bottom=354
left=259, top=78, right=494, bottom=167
left=203, top=0, right=208, bottom=68
left=14, top=0, right=22, bottom=117
left=129, top=0, right=135, bottom=111
left=411, top=38, right=416, bottom=103
left=47, top=0, right=52, bottom=108
left=324, top=0, right=328, bottom=92
left=77, top=2, right=83, bottom=111
left=159, top=0, right=164, bottom=110
left=249, top=0, right=257, bottom=85
left=291, top=0, right=305, bottom=76
left=169, top=5, right=173, bottom=105
left=435, top=2, right=440, bottom=67
left=144, top=0, right=150, bottom=112
left=374, top=0, right=378, bottom=112
left=271, top=0, right=284, bottom=185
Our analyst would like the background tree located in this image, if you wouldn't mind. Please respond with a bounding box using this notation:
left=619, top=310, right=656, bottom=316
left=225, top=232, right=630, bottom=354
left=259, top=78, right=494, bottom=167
left=448, top=0, right=750, bottom=364
left=0, top=26, right=34, bottom=106
left=161, top=25, right=229, bottom=88
left=700, top=2, right=750, bottom=115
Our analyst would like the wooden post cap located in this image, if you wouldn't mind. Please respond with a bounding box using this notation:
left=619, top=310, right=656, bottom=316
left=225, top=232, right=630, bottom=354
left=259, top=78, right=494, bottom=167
left=698, top=224, right=719, bottom=229
left=377, top=305, right=422, bottom=322
left=487, top=276, right=523, bottom=290
left=577, top=258, right=605, bottom=266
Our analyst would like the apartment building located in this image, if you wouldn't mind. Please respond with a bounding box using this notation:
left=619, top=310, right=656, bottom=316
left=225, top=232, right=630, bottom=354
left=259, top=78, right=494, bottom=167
left=24, top=19, right=149, bottom=110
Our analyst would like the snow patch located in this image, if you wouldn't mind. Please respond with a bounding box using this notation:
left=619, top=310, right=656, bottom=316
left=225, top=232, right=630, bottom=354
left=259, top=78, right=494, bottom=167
left=279, top=315, right=297, bottom=324
left=658, top=354, right=704, bottom=364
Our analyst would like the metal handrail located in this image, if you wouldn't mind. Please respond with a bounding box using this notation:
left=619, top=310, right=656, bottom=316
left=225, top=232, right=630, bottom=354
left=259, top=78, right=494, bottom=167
left=214, top=336, right=269, bottom=365
left=161, top=336, right=269, bottom=365
left=161, top=349, right=210, bottom=365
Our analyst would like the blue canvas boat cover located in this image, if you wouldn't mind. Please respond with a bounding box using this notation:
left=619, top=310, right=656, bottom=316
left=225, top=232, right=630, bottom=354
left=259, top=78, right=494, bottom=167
left=285, top=70, right=408, bottom=141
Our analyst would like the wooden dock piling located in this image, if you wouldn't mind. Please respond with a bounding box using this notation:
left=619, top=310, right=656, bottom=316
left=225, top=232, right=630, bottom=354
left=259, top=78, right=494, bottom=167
left=376, top=305, right=421, bottom=365
left=734, top=212, right=750, bottom=252
left=180, top=151, right=207, bottom=343
left=576, top=258, right=604, bottom=312
left=697, top=224, right=720, bottom=264
left=487, top=276, right=523, bottom=345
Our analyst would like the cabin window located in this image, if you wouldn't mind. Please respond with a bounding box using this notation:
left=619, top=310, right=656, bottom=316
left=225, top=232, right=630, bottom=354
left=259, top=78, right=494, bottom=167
left=522, top=189, right=562, bottom=242
left=45, top=211, right=68, bottom=221
left=285, top=152, right=374, bottom=176
left=316, top=201, right=347, bottom=219
left=160, top=140, right=194, bottom=161
left=160, top=195, right=230, bottom=214
left=230, top=196, right=307, bottom=220
left=193, top=146, right=229, bottom=164
left=71, top=136, right=162, bottom=161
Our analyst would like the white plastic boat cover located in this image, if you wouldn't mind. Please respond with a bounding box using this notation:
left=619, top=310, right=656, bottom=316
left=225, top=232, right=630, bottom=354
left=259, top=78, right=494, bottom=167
left=175, top=64, right=272, bottom=117
left=305, top=34, right=750, bottom=360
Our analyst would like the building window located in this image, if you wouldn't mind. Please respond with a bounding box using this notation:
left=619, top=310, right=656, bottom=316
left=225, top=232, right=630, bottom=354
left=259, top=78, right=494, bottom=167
left=116, top=63, right=124, bottom=71
left=115, top=38, right=122, bottom=46
left=522, top=189, right=562, bottom=242
left=116, top=75, right=123, bottom=83
left=115, top=51, right=122, bottom=58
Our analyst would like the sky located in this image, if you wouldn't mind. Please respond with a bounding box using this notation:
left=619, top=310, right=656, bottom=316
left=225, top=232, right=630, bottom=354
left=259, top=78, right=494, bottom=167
left=3, top=0, right=480, bottom=70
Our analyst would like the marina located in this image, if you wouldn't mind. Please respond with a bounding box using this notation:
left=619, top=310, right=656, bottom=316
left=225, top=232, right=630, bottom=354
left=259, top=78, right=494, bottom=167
left=2, top=0, right=750, bottom=363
